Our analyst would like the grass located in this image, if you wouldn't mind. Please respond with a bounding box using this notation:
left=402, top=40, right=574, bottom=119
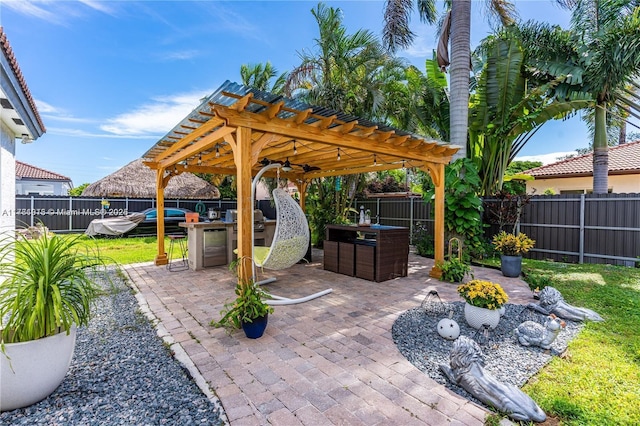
left=77, top=235, right=167, bottom=265
left=74, top=235, right=640, bottom=424
left=519, top=259, right=640, bottom=425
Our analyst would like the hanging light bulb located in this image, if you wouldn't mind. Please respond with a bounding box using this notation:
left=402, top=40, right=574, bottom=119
left=374, top=154, right=377, bottom=166
left=293, top=140, right=298, bottom=155
left=215, top=144, right=220, bottom=158
left=337, top=147, right=341, bottom=161
left=198, top=154, right=202, bottom=165
left=402, top=160, right=405, bottom=169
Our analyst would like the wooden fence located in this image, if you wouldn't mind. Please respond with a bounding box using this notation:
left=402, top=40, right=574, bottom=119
left=14, top=193, right=640, bottom=266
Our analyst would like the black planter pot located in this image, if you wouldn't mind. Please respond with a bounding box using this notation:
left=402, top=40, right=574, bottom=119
left=501, top=255, right=522, bottom=277
left=241, top=314, right=268, bottom=339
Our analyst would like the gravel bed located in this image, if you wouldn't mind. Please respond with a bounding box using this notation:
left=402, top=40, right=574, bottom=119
left=392, top=301, right=583, bottom=408
left=0, top=267, right=224, bottom=425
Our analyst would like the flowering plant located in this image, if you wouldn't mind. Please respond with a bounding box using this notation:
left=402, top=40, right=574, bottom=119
left=492, top=231, right=535, bottom=256
left=457, top=279, right=509, bottom=310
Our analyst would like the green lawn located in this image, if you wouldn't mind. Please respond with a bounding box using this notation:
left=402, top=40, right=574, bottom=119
left=78, top=236, right=639, bottom=425
left=78, top=234, right=166, bottom=265
left=520, top=259, right=640, bottom=425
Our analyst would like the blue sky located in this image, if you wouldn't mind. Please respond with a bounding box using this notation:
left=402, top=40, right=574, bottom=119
left=3, top=0, right=600, bottom=186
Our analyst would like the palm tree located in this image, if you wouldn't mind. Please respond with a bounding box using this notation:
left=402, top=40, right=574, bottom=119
left=383, top=52, right=450, bottom=140
left=518, top=1, right=640, bottom=193
left=239, top=61, right=287, bottom=94
left=383, top=0, right=517, bottom=158
left=287, top=2, right=405, bottom=119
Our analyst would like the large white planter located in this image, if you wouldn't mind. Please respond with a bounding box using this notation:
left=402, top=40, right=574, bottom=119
left=1, top=326, right=76, bottom=412
left=464, top=303, right=501, bottom=330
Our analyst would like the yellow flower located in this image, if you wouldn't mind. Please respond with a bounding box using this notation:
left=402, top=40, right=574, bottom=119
left=457, top=279, right=509, bottom=309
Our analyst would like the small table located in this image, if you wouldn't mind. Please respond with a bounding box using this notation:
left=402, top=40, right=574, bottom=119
left=324, top=224, right=409, bottom=282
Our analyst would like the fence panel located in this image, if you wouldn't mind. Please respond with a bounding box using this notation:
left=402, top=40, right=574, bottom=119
left=16, top=193, right=640, bottom=266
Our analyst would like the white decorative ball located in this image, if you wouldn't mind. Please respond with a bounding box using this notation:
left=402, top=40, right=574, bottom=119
left=437, top=318, right=460, bottom=340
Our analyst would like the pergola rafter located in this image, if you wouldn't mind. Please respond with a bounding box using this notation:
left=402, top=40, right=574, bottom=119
left=142, top=81, right=459, bottom=279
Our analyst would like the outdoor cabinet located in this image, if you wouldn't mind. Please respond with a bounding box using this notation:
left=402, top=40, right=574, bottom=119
left=323, top=241, right=339, bottom=273
left=324, top=224, right=409, bottom=282
left=338, top=242, right=355, bottom=276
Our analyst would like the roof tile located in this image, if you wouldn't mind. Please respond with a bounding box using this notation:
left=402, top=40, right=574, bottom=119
left=525, top=140, right=640, bottom=177
left=16, top=161, right=71, bottom=181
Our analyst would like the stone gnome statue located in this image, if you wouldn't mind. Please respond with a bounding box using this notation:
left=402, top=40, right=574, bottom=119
left=527, top=286, right=604, bottom=322
left=439, top=336, right=546, bottom=423
left=515, top=314, right=566, bottom=350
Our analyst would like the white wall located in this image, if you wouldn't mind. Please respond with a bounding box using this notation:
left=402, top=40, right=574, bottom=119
left=16, top=179, right=71, bottom=196
left=526, top=174, right=640, bottom=194
left=0, top=122, right=16, bottom=235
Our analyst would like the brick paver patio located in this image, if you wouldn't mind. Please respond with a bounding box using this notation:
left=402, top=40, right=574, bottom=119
left=124, top=249, right=533, bottom=425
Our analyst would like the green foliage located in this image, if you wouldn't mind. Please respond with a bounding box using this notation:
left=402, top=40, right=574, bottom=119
left=492, top=231, right=535, bottom=256
left=469, top=34, right=590, bottom=196
left=522, top=269, right=553, bottom=292
left=210, top=258, right=274, bottom=332
left=217, top=176, right=236, bottom=199
left=412, top=222, right=434, bottom=257
left=438, top=257, right=473, bottom=283
left=306, top=175, right=365, bottom=247
left=0, top=232, right=106, bottom=343
left=69, top=183, right=90, bottom=196
left=501, top=161, right=541, bottom=195
left=424, top=159, right=485, bottom=257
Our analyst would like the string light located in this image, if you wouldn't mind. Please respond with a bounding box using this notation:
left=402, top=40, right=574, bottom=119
left=402, top=160, right=405, bottom=169
left=198, top=154, right=202, bottom=165
left=215, top=144, right=220, bottom=158
left=337, top=147, right=341, bottom=161
left=374, top=154, right=377, bottom=166
left=293, top=140, right=297, bottom=155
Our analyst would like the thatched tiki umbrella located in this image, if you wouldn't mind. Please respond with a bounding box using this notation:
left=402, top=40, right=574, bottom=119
left=82, top=159, right=220, bottom=199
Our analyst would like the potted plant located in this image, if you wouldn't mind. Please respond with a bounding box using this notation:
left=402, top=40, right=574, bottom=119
left=437, top=257, right=473, bottom=283
left=0, top=231, right=106, bottom=411
left=492, top=231, right=535, bottom=277
left=210, top=257, right=274, bottom=339
left=457, top=279, right=509, bottom=329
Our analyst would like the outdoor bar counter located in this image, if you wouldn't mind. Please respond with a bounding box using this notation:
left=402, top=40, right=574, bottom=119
left=179, top=220, right=276, bottom=270
left=324, top=224, right=409, bottom=282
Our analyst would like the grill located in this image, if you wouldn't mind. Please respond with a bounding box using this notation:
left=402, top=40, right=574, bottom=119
left=225, top=209, right=265, bottom=232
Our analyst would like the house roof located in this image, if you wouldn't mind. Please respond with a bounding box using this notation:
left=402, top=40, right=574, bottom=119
left=0, top=26, right=45, bottom=139
left=524, top=140, right=640, bottom=178
left=16, top=161, right=71, bottom=181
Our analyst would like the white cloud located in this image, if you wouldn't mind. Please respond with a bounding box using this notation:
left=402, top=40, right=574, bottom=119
left=99, top=91, right=210, bottom=136
left=162, top=50, right=201, bottom=61
left=515, top=152, right=576, bottom=165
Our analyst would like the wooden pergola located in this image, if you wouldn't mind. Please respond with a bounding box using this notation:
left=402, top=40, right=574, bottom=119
left=142, top=81, right=459, bottom=279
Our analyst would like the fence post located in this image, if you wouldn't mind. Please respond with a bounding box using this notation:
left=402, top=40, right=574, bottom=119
left=409, top=197, right=414, bottom=239
left=29, top=196, right=34, bottom=226
left=579, top=194, right=585, bottom=264
left=68, top=196, right=73, bottom=232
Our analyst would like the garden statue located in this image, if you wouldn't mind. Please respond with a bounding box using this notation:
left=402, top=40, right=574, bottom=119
left=526, top=286, right=604, bottom=322
left=514, top=314, right=565, bottom=350
left=439, top=336, right=547, bottom=423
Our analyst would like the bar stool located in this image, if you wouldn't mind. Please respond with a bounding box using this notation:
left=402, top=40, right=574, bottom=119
left=166, top=234, right=188, bottom=271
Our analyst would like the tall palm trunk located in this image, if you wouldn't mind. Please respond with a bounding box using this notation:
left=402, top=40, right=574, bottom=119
left=449, top=0, right=471, bottom=159
left=593, top=101, right=609, bottom=193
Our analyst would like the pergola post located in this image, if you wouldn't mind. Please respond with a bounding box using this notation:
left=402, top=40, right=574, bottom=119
left=429, top=163, right=445, bottom=278
left=154, top=167, right=168, bottom=265
left=234, top=126, right=253, bottom=283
